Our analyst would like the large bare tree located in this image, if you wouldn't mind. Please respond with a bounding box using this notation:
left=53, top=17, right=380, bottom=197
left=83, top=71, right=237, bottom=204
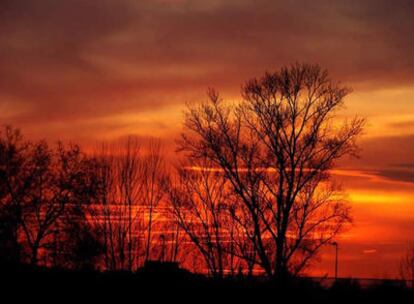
left=179, top=63, right=363, bottom=278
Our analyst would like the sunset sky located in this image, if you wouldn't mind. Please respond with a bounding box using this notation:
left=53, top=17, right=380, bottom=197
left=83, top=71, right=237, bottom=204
left=1, top=0, right=414, bottom=278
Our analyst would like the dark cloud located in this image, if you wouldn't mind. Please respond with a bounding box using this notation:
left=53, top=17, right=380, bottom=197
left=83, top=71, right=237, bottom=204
left=377, top=169, right=414, bottom=183
left=341, top=134, right=414, bottom=183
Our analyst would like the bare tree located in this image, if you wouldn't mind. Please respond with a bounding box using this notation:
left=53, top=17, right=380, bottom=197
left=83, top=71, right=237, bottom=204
left=168, top=159, right=230, bottom=278
left=89, top=144, right=117, bottom=270
left=90, top=137, right=167, bottom=270
left=90, top=139, right=144, bottom=271
left=117, top=137, right=143, bottom=270
left=19, top=142, right=97, bottom=265
left=0, top=126, right=107, bottom=268
left=179, top=63, right=363, bottom=278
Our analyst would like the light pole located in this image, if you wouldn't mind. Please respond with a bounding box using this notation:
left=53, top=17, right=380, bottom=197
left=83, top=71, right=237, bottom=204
left=331, top=242, right=339, bottom=281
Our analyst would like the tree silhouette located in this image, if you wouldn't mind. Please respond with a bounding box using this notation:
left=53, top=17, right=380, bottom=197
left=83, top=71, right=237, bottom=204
left=89, top=138, right=167, bottom=271
left=90, top=139, right=143, bottom=271
left=19, top=142, right=100, bottom=265
left=0, top=126, right=103, bottom=267
left=142, top=140, right=167, bottom=263
left=179, top=63, right=364, bottom=278
left=0, top=126, right=27, bottom=266
left=168, top=158, right=230, bottom=278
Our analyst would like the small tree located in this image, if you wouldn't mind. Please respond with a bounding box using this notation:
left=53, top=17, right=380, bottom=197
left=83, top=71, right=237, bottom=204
left=168, top=159, right=229, bottom=278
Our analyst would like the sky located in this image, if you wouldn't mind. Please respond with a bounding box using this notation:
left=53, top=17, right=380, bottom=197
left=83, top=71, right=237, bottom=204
left=1, top=0, right=414, bottom=278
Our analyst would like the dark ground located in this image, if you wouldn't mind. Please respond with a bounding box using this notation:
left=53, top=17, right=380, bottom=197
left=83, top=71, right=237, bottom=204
left=1, top=264, right=413, bottom=303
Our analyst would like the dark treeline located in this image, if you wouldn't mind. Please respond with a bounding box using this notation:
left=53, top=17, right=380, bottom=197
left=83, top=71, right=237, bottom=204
left=3, top=266, right=414, bottom=303
left=1, top=64, right=368, bottom=281
left=0, top=129, right=170, bottom=271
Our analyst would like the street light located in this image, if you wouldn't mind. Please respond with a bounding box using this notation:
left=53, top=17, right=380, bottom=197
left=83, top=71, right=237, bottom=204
left=331, top=242, right=339, bottom=281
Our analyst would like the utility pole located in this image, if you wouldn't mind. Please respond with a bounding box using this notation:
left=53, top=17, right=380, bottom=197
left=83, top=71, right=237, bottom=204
left=332, top=242, right=339, bottom=281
